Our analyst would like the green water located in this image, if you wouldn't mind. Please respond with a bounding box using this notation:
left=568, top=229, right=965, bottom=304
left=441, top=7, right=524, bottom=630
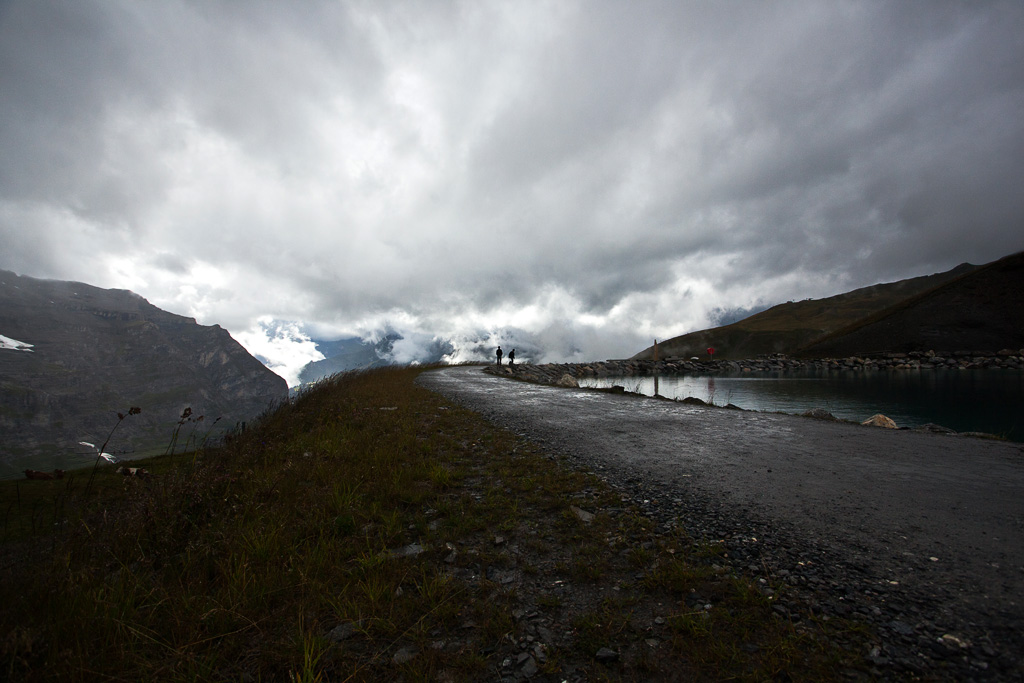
left=580, top=368, right=1024, bottom=442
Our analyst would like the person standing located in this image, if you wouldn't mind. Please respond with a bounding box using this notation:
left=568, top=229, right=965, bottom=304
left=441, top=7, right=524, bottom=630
left=508, top=349, right=515, bottom=366
left=496, top=346, right=503, bottom=366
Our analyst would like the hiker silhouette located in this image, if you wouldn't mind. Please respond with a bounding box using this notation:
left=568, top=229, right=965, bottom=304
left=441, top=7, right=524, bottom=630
left=496, top=346, right=503, bottom=366
left=508, top=349, right=515, bottom=366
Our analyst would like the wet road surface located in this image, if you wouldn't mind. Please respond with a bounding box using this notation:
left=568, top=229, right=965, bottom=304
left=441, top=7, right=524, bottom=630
left=419, top=366, right=1024, bottom=640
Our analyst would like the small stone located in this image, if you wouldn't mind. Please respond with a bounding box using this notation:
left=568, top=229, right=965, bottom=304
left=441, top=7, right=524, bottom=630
left=867, top=647, right=889, bottom=666
left=595, top=647, right=619, bottom=663
left=570, top=505, right=595, bottom=523
left=862, top=414, right=897, bottom=429
left=940, top=634, right=969, bottom=650
left=392, top=646, right=417, bottom=665
left=889, top=620, right=914, bottom=636
left=327, top=620, right=361, bottom=642
left=555, top=373, right=579, bottom=388
left=389, top=543, right=425, bottom=558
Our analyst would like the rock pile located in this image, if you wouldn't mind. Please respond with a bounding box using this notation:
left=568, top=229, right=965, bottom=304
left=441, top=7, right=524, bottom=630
left=484, top=349, right=1024, bottom=386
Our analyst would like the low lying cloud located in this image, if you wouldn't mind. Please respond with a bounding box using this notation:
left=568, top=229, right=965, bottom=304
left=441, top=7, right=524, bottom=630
left=233, top=318, right=324, bottom=387
left=2, top=1, right=1022, bottom=383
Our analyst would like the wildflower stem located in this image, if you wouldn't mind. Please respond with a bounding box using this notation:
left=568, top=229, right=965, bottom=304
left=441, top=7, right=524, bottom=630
left=83, top=407, right=140, bottom=497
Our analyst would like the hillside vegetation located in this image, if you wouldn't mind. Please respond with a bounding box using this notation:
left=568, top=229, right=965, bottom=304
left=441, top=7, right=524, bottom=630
left=801, top=250, right=1024, bottom=357
left=0, top=366, right=864, bottom=681
left=632, top=263, right=975, bottom=360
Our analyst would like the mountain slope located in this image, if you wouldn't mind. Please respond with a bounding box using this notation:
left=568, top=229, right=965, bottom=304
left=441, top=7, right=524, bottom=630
left=632, top=262, right=977, bottom=360
left=0, top=271, right=287, bottom=477
left=799, top=251, right=1024, bottom=357
left=298, top=335, right=401, bottom=384
left=298, top=334, right=454, bottom=384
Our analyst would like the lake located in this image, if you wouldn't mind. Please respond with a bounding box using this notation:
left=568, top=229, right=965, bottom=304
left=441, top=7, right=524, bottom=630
left=579, top=368, right=1024, bottom=442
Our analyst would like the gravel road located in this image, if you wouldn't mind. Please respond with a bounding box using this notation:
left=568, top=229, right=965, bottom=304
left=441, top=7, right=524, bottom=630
left=419, top=365, right=1024, bottom=679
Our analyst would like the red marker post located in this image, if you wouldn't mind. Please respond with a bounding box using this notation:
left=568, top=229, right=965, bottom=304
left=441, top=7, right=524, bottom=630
left=707, top=347, right=715, bottom=359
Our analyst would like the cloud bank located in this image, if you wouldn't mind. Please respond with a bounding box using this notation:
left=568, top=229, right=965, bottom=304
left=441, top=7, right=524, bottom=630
left=2, top=1, right=1023, bottom=384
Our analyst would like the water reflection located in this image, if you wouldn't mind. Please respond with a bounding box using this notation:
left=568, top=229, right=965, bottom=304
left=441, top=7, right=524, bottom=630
left=580, top=368, right=1024, bottom=442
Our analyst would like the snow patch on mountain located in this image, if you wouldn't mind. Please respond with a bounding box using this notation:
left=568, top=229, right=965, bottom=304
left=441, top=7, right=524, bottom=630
left=0, top=334, right=34, bottom=351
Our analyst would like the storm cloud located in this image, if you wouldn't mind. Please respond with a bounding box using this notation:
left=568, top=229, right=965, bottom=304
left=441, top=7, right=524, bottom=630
left=2, top=1, right=1023, bottom=384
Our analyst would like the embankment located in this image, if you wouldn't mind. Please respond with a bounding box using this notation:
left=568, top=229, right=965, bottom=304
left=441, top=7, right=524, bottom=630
left=485, top=349, right=1024, bottom=386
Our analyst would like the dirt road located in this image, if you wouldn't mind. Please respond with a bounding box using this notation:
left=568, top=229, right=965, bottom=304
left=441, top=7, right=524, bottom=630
left=420, top=365, right=1024, bottom=674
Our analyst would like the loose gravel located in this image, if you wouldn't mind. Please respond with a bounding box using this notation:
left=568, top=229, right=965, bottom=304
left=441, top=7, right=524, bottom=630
left=419, top=365, right=1024, bottom=680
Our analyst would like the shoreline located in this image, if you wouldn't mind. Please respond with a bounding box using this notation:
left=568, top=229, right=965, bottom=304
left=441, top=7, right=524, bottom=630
left=484, top=353, right=1024, bottom=441
left=484, top=350, right=1024, bottom=385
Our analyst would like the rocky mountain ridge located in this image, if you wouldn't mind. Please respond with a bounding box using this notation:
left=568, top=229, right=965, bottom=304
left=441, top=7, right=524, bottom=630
left=0, top=270, right=287, bottom=478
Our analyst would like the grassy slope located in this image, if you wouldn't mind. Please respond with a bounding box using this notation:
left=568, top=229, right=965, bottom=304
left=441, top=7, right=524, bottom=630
left=0, top=367, right=868, bottom=681
left=632, top=263, right=976, bottom=360
left=799, top=250, right=1024, bottom=357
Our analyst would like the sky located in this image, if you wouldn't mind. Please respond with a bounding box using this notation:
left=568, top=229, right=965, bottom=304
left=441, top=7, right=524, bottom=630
left=2, top=1, right=1023, bottom=386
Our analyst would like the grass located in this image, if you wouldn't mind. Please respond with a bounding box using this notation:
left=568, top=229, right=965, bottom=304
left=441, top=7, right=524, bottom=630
left=0, top=366, right=870, bottom=681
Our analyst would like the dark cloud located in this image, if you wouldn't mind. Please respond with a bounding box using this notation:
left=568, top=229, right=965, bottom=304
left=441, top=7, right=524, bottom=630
left=148, top=252, right=191, bottom=275
left=1, top=1, right=1022, bottom=378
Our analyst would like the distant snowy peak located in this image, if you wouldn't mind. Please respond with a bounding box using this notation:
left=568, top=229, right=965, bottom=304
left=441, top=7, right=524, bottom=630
left=0, top=334, right=34, bottom=352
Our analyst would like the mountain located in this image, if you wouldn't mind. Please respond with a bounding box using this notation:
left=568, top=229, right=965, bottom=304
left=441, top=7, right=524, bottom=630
left=298, top=334, right=402, bottom=384
left=631, top=261, right=979, bottom=360
left=799, top=251, right=1024, bottom=357
left=0, top=271, right=287, bottom=478
left=298, top=334, right=454, bottom=384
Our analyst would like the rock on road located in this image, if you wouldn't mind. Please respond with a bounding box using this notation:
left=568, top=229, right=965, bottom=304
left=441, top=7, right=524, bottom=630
left=420, top=365, right=1024, bottom=675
